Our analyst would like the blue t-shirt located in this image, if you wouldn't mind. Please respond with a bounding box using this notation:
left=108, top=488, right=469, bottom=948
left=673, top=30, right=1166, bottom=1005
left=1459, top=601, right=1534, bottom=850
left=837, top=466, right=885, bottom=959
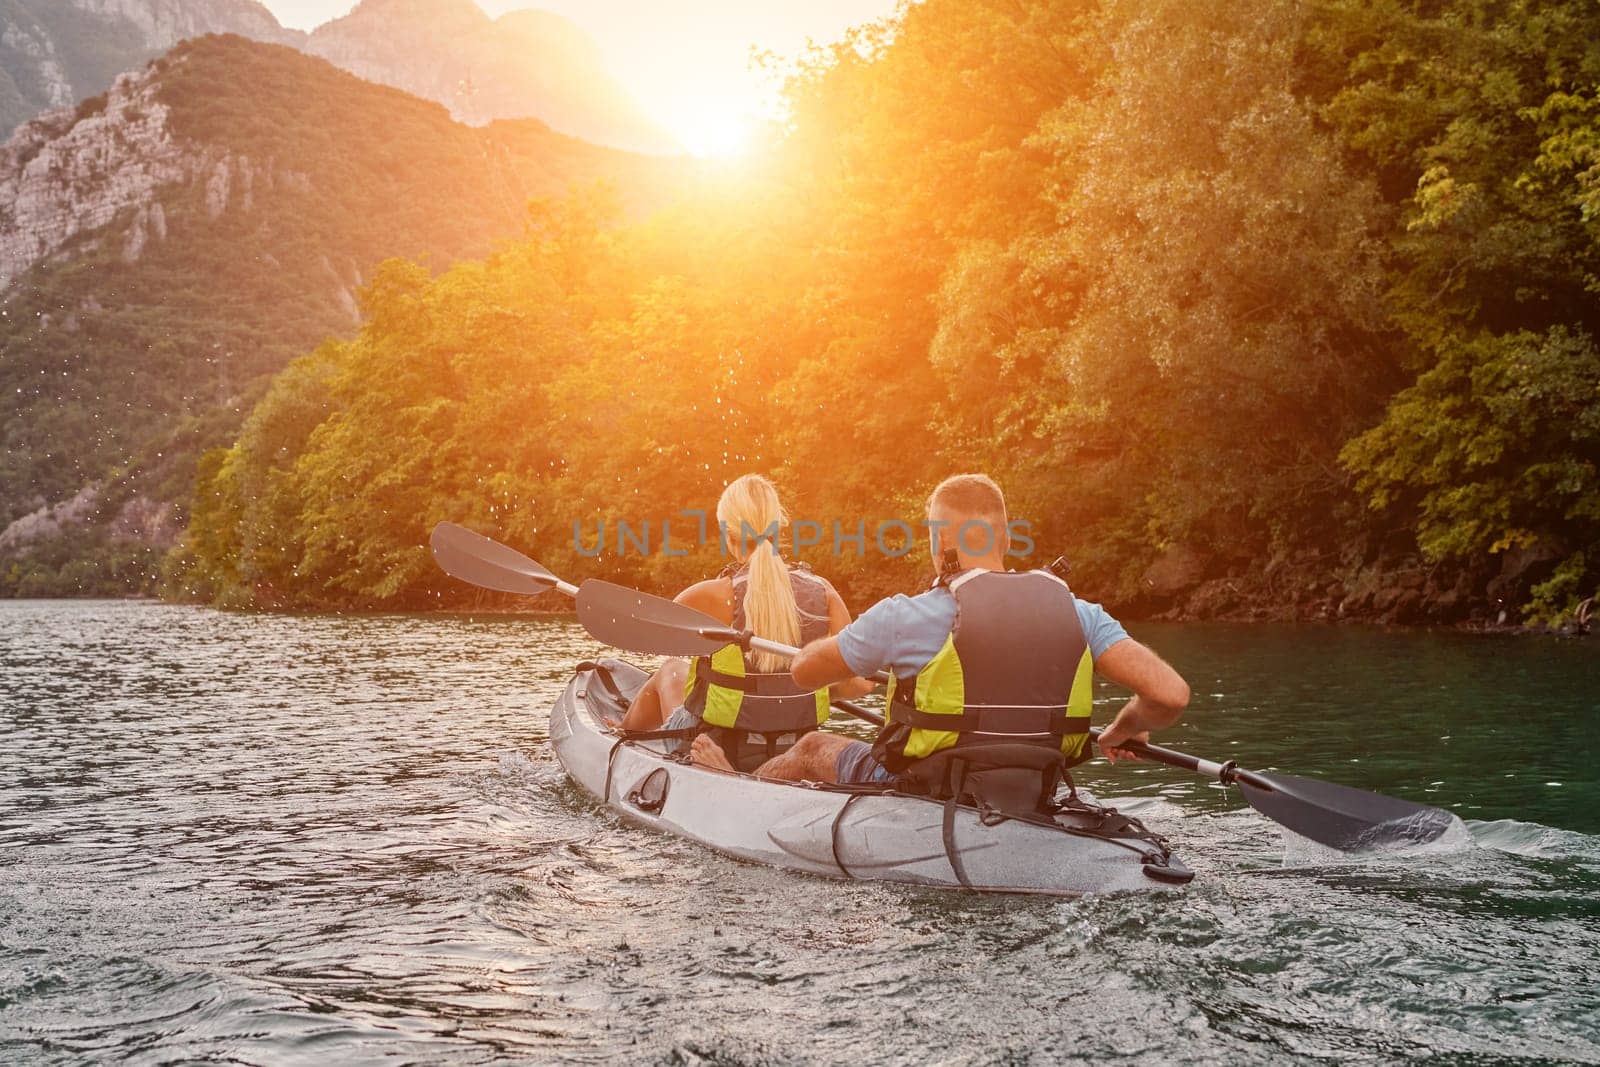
left=836, top=583, right=1128, bottom=679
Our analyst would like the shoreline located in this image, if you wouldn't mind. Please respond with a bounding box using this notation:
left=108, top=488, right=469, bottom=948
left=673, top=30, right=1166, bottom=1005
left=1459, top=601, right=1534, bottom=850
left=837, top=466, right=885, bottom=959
left=7, top=593, right=1589, bottom=637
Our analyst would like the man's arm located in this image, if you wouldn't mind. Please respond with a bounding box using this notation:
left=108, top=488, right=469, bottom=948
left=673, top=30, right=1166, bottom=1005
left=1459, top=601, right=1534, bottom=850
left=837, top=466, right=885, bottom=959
left=791, top=636, right=859, bottom=691
left=1093, top=639, right=1190, bottom=762
left=819, top=583, right=875, bottom=698
left=794, top=592, right=906, bottom=693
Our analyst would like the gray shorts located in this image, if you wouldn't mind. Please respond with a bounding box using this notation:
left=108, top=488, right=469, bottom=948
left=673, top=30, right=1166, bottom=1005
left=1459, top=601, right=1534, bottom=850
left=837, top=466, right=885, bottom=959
left=629, top=706, right=697, bottom=755
left=835, top=740, right=892, bottom=784
left=662, top=706, right=696, bottom=732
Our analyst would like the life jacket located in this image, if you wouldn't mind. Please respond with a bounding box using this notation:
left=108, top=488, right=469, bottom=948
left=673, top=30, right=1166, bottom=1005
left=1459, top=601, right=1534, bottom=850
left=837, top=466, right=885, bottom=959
left=682, top=561, right=831, bottom=770
left=873, top=568, right=1095, bottom=811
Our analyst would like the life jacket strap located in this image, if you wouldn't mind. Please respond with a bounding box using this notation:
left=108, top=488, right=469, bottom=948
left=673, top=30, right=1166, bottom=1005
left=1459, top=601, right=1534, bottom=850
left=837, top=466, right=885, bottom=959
left=699, top=664, right=812, bottom=697
left=888, top=682, right=1088, bottom=735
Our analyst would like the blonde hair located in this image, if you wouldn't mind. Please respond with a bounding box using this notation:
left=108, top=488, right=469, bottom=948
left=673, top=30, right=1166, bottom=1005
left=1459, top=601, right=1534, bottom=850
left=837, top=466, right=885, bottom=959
left=717, top=474, right=801, bottom=672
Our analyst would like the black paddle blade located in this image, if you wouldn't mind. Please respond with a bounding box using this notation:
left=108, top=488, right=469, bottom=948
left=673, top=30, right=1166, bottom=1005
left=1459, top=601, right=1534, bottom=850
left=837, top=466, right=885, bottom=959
left=1240, top=771, right=1460, bottom=852
left=576, top=579, right=742, bottom=656
left=429, top=522, right=562, bottom=596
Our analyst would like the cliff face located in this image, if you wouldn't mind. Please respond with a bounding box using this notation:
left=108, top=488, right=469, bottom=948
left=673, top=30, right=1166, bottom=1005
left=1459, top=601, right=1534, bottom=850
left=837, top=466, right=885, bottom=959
left=63, top=0, right=294, bottom=49
left=1, top=0, right=678, bottom=154
left=1, top=68, right=191, bottom=291
left=0, top=0, right=298, bottom=136
left=0, top=34, right=675, bottom=594
left=1, top=4, right=74, bottom=117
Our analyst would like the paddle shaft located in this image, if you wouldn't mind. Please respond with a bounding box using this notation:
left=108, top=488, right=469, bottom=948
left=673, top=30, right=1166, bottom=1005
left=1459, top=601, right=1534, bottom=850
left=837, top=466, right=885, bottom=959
left=1100, top=735, right=1272, bottom=789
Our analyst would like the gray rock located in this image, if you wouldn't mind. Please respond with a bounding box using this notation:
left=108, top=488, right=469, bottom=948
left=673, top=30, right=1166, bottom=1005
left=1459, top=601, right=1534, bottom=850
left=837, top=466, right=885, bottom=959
left=110, top=495, right=179, bottom=548
left=0, top=486, right=100, bottom=550
left=1140, top=544, right=1209, bottom=598
left=1486, top=543, right=1564, bottom=606
left=1, top=64, right=304, bottom=292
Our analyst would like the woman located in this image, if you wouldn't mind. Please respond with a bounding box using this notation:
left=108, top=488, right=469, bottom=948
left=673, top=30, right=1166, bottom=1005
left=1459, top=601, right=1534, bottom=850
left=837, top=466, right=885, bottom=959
left=621, top=474, right=871, bottom=770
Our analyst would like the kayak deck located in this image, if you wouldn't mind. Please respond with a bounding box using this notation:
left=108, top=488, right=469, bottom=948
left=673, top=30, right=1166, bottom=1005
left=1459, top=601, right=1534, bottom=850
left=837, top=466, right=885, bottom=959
left=548, top=658, right=1192, bottom=896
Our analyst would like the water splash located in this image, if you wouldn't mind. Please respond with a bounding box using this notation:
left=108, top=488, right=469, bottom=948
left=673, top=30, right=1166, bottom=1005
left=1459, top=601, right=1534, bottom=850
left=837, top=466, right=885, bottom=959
left=1280, top=811, right=1477, bottom=867
left=1466, top=817, right=1600, bottom=862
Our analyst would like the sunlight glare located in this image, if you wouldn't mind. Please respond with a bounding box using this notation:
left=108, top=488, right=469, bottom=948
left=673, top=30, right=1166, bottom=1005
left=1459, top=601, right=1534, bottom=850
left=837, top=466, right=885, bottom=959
left=669, top=101, right=754, bottom=158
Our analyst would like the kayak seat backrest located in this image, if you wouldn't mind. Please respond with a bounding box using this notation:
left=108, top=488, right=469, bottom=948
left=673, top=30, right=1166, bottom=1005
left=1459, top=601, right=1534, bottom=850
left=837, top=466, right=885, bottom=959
left=698, top=670, right=830, bottom=734
left=705, top=725, right=809, bottom=774
left=899, top=743, right=1067, bottom=817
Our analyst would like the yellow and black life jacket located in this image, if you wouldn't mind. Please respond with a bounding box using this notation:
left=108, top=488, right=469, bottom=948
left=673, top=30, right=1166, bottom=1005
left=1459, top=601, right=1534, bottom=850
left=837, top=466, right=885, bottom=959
left=682, top=562, right=831, bottom=768
left=875, top=567, right=1095, bottom=777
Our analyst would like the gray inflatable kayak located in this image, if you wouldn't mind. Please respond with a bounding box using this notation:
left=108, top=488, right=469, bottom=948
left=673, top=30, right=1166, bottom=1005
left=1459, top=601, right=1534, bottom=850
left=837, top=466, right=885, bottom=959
left=549, top=658, right=1193, bottom=896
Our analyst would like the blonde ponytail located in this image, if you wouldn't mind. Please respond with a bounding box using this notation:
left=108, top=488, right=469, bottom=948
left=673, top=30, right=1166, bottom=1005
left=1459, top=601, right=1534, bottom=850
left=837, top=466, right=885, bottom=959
left=717, top=474, right=801, bottom=672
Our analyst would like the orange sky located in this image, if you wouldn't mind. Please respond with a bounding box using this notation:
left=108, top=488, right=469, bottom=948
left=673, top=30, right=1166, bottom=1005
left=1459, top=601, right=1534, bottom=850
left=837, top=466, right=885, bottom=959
left=260, top=1, right=904, bottom=154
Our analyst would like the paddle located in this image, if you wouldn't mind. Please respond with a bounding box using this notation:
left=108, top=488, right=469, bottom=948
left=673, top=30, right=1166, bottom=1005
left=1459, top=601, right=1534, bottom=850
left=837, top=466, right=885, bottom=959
left=430, top=522, right=578, bottom=598
left=434, top=523, right=1457, bottom=852
left=575, top=578, right=888, bottom=721
left=426, top=525, right=888, bottom=729
left=573, top=573, right=1458, bottom=853
left=575, top=579, right=799, bottom=662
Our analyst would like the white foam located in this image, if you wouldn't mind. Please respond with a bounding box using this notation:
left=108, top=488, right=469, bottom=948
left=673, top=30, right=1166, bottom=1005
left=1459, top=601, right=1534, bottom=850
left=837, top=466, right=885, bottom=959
left=1279, top=812, right=1476, bottom=867
left=1465, top=817, right=1600, bottom=861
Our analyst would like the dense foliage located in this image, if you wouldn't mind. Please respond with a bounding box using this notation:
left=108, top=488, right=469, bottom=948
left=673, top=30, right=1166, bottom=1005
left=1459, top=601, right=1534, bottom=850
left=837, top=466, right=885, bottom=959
left=166, top=0, right=1599, bottom=623
left=0, top=35, right=669, bottom=595
left=1310, top=0, right=1600, bottom=621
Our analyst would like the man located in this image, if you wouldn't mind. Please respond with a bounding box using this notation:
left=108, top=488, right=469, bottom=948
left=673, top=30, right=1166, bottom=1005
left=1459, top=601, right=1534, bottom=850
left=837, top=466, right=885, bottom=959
left=690, top=473, right=1190, bottom=784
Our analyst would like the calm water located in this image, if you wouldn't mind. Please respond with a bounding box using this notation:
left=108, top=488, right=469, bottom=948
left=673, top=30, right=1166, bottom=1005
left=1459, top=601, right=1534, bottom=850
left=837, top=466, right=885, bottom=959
left=2, top=600, right=1597, bottom=1064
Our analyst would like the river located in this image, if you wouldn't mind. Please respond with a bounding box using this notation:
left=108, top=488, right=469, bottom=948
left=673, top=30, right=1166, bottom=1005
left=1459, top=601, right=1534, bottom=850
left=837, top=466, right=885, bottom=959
left=2, top=600, right=1597, bottom=1063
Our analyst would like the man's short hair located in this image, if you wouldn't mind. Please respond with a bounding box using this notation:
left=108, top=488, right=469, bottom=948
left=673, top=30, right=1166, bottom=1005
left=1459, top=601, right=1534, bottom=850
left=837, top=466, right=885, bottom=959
left=926, top=473, right=1008, bottom=528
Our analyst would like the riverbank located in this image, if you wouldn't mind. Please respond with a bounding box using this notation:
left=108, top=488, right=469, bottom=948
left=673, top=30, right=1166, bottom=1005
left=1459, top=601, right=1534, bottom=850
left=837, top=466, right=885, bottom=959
left=1125, top=541, right=1594, bottom=636
left=8, top=589, right=1591, bottom=640
left=4, top=517, right=1593, bottom=634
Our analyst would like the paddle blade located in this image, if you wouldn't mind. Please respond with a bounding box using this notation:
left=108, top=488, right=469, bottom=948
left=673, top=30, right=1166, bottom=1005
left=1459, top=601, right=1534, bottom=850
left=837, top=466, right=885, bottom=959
left=1240, top=771, right=1460, bottom=853
left=576, top=579, right=741, bottom=656
left=429, top=522, right=561, bottom=596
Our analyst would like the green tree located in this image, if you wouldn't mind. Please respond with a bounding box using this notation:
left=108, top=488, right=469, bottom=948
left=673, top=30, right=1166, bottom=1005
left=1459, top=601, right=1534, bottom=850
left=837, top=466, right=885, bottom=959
left=1316, top=0, right=1600, bottom=617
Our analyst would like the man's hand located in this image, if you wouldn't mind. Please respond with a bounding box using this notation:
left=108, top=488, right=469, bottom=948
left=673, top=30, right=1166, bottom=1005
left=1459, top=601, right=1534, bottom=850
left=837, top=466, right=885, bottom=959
left=1096, top=699, right=1151, bottom=763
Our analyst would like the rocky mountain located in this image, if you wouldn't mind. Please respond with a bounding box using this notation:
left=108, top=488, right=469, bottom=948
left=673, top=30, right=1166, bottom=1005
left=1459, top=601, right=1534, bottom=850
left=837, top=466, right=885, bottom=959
left=303, top=0, right=677, bottom=154
left=0, top=0, right=677, bottom=153
left=0, top=0, right=295, bottom=136
left=0, top=33, right=673, bottom=595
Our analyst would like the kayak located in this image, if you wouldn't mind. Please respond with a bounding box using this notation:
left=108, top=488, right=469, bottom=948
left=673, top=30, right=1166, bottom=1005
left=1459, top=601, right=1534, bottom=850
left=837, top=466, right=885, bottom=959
left=548, top=658, right=1194, bottom=895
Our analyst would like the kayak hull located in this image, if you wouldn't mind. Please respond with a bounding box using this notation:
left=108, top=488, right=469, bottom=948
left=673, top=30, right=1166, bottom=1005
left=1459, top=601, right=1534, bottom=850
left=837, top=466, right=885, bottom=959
left=548, top=659, right=1189, bottom=896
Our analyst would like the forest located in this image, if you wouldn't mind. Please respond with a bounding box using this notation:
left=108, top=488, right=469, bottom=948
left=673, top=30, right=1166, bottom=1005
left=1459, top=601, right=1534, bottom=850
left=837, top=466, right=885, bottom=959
left=168, top=0, right=1600, bottom=627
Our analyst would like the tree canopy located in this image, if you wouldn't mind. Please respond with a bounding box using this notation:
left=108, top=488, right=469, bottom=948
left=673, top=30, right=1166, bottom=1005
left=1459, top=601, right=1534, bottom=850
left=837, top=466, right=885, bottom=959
left=168, top=0, right=1600, bottom=626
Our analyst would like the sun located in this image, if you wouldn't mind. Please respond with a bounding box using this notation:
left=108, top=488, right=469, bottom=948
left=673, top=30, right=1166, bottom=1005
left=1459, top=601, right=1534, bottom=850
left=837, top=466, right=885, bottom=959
left=663, top=101, right=753, bottom=158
